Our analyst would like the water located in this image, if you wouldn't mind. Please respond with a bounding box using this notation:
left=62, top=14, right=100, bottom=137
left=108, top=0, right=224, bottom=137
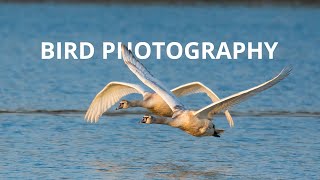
left=0, top=4, right=319, bottom=179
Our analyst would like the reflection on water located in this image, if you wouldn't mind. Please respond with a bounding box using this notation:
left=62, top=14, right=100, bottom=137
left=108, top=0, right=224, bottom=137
left=93, top=160, right=232, bottom=179
left=146, top=163, right=229, bottom=179
left=93, top=161, right=126, bottom=173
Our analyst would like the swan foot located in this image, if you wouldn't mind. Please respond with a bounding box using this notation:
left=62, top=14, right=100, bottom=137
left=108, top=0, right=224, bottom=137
left=213, top=131, right=220, bottom=137
left=213, top=129, right=224, bottom=137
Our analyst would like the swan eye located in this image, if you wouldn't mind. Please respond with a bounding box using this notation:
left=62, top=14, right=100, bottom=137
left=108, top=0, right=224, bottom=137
left=143, top=116, right=148, bottom=121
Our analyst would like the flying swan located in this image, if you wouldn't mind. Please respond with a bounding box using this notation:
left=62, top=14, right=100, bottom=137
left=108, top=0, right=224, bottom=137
left=121, top=44, right=291, bottom=137
left=85, top=81, right=234, bottom=126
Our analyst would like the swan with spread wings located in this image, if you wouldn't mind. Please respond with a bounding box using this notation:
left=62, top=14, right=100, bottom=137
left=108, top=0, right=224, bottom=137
left=85, top=80, right=234, bottom=126
left=121, top=44, right=291, bottom=137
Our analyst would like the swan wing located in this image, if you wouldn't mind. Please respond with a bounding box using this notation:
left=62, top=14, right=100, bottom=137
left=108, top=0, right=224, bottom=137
left=85, top=81, right=147, bottom=123
left=195, top=66, right=292, bottom=119
left=171, top=82, right=234, bottom=127
left=121, top=44, right=184, bottom=112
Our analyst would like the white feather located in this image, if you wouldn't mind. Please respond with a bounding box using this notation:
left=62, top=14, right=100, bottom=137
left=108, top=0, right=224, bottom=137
left=85, top=81, right=146, bottom=123
left=121, top=44, right=184, bottom=112
left=172, top=82, right=234, bottom=127
left=195, top=66, right=292, bottom=119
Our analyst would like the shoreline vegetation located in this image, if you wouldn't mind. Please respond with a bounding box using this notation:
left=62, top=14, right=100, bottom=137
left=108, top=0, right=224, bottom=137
left=0, top=0, right=319, bottom=6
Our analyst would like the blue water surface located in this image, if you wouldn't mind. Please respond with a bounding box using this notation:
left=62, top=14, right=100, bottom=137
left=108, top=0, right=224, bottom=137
left=0, top=4, right=319, bottom=179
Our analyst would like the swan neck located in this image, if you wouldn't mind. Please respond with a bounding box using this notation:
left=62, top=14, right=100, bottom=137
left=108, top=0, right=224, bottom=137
left=153, top=117, right=172, bottom=125
left=129, top=100, right=144, bottom=107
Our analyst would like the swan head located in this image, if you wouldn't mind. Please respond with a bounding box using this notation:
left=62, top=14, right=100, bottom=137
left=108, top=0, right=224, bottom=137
left=116, top=100, right=130, bottom=110
left=141, top=115, right=153, bottom=124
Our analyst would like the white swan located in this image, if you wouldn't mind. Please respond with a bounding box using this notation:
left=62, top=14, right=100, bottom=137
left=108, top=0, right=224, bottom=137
left=121, top=44, right=291, bottom=137
left=85, top=81, right=234, bottom=127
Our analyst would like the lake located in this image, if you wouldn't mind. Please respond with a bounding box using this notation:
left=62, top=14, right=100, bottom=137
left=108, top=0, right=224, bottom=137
left=0, top=4, right=319, bottom=179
